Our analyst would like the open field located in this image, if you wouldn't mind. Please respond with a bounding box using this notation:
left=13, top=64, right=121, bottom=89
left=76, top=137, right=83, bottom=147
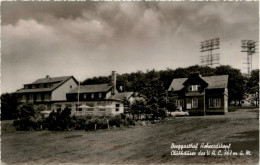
left=1, top=108, right=259, bottom=164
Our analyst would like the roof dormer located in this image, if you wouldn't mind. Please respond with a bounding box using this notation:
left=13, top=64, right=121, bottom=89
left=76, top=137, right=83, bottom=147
left=183, top=73, right=208, bottom=92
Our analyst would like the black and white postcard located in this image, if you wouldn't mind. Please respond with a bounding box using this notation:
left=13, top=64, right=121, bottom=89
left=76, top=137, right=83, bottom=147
left=1, top=1, right=259, bottom=164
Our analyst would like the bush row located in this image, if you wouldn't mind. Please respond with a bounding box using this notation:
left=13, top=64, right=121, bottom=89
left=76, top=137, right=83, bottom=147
left=13, top=104, right=136, bottom=131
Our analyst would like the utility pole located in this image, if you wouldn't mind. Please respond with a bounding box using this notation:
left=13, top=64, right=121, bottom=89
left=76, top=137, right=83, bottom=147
left=200, top=38, right=220, bottom=67
left=241, top=40, right=257, bottom=75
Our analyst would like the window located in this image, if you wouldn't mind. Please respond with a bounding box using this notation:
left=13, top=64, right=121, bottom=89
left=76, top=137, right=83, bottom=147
left=99, top=108, right=106, bottom=111
left=209, top=98, right=214, bottom=108
left=174, top=99, right=184, bottom=108
left=189, top=85, right=201, bottom=91
left=29, top=94, right=33, bottom=101
left=40, top=84, right=44, bottom=88
left=99, top=93, right=102, bottom=99
left=209, top=98, right=221, bottom=108
left=83, top=94, right=87, bottom=100
left=88, top=108, right=94, bottom=111
left=44, top=93, right=50, bottom=100
left=174, top=100, right=178, bottom=108
left=192, top=98, right=198, bottom=108
left=22, top=94, right=26, bottom=101
left=47, top=83, right=52, bottom=88
left=24, top=85, right=29, bottom=89
left=70, top=85, right=72, bottom=89
left=116, top=104, right=120, bottom=112
left=91, top=93, right=94, bottom=99
left=37, top=94, right=41, bottom=101
left=215, top=98, right=221, bottom=108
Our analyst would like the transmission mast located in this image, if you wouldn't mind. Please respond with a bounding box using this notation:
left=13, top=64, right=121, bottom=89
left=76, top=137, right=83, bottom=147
left=241, top=40, right=257, bottom=75
left=200, top=38, right=220, bottom=67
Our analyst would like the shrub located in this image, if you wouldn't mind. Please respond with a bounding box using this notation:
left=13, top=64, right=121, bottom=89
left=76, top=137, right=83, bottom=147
left=109, top=115, right=123, bottom=127
left=74, top=117, right=87, bottom=130
left=127, top=117, right=136, bottom=126
left=13, top=103, right=43, bottom=131
left=44, top=107, right=74, bottom=131
left=85, top=118, right=108, bottom=131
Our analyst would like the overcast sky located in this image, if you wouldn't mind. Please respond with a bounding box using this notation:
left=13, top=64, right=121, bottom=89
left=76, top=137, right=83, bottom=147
left=1, top=1, right=259, bottom=93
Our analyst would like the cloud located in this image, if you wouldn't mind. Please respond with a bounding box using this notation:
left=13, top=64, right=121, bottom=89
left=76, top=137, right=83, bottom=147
left=1, top=2, right=258, bottom=93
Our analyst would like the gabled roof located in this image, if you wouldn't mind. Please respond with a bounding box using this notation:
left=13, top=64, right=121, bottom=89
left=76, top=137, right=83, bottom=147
left=68, top=84, right=113, bottom=94
left=168, top=78, right=188, bottom=91
left=168, top=75, right=228, bottom=91
left=110, top=92, right=134, bottom=100
left=16, top=76, right=77, bottom=93
left=29, top=76, right=73, bottom=85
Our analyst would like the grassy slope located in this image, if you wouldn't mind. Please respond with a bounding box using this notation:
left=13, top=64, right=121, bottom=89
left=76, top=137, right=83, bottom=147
left=1, top=108, right=259, bottom=164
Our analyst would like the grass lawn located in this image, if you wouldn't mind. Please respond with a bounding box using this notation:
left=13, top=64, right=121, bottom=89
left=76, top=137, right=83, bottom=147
left=1, top=108, right=259, bottom=164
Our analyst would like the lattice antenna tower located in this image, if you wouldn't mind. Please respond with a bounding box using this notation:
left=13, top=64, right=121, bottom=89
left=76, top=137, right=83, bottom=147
left=241, top=40, right=257, bottom=75
left=200, top=38, right=220, bottom=67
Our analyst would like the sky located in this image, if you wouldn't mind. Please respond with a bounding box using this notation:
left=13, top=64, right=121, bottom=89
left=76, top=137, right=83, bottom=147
left=1, top=1, right=259, bottom=93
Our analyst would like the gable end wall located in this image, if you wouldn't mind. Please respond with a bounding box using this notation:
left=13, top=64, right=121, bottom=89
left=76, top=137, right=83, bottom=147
left=52, top=78, right=78, bottom=101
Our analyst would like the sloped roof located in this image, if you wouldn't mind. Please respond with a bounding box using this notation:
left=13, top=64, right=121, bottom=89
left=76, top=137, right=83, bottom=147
left=202, top=75, right=228, bottom=89
left=68, top=84, right=113, bottom=94
left=168, top=75, right=228, bottom=91
left=29, top=76, right=72, bottom=85
left=168, top=78, right=188, bottom=91
left=16, top=76, right=76, bottom=93
left=110, top=92, right=134, bottom=100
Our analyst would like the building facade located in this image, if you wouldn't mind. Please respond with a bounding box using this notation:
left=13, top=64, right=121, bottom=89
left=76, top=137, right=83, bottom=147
left=168, top=73, right=228, bottom=115
left=16, top=75, right=78, bottom=111
left=16, top=71, right=134, bottom=116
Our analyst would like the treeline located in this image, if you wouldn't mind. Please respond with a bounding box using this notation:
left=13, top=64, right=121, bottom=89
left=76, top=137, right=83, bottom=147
left=82, top=65, right=258, bottom=106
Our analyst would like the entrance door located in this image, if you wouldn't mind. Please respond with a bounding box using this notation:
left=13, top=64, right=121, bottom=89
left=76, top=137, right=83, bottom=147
left=186, top=98, right=191, bottom=109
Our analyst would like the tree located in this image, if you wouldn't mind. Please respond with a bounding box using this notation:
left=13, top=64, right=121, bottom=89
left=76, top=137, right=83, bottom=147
left=215, top=65, right=246, bottom=105
left=131, top=99, right=147, bottom=120
left=1, top=93, right=18, bottom=120
left=165, top=97, right=177, bottom=113
left=246, top=69, right=259, bottom=106
left=121, top=96, right=131, bottom=114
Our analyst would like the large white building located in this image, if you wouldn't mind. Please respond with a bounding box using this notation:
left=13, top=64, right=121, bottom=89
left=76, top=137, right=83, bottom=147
left=16, top=71, right=134, bottom=116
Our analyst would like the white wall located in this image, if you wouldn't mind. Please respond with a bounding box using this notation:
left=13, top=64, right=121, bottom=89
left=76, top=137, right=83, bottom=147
left=53, top=100, right=124, bottom=116
left=52, top=78, right=78, bottom=101
left=106, top=91, right=112, bottom=99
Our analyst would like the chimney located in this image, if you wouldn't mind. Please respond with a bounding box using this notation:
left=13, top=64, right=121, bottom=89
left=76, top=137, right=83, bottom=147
left=46, top=75, right=50, bottom=79
left=111, top=71, right=117, bottom=95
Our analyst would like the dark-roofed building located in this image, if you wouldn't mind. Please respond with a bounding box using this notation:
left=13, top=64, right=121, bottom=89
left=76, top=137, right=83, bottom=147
left=52, top=71, right=134, bottom=116
left=16, top=75, right=78, bottom=111
left=168, top=73, right=228, bottom=115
